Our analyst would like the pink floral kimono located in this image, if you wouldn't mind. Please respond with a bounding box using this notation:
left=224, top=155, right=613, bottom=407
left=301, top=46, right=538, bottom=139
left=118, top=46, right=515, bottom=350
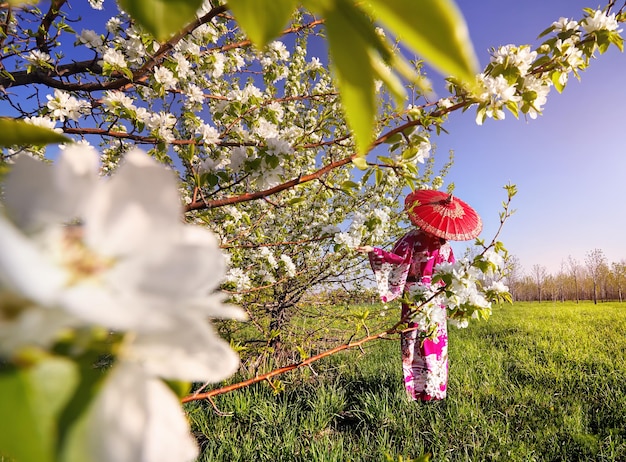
left=368, top=229, right=455, bottom=401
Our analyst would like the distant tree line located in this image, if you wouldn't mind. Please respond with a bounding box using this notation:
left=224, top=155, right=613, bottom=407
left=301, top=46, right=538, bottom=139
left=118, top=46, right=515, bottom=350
left=506, top=250, right=626, bottom=304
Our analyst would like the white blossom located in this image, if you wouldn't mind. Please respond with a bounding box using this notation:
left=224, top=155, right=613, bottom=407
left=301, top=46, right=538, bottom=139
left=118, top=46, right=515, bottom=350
left=46, top=89, right=91, bottom=121
left=259, top=246, right=278, bottom=269
left=102, top=48, right=128, bottom=68
left=196, top=123, right=220, bottom=145
left=266, top=138, right=292, bottom=156
left=269, top=41, right=290, bottom=60
left=79, top=29, right=103, bottom=49
left=88, top=0, right=104, bottom=9
left=255, top=165, right=282, bottom=190
left=26, top=49, right=51, bottom=66
left=280, top=254, right=297, bottom=277
left=173, top=52, right=192, bottom=80
left=103, top=90, right=136, bottom=111
left=210, top=53, right=226, bottom=78
left=154, top=66, right=178, bottom=91
left=23, top=115, right=61, bottom=133
left=229, top=147, right=248, bottom=172
left=487, top=280, right=509, bottom=294
left=124, top=37, right=147, bottom=64
left=225, top=267, right=251, bottom=291
left=105, top=17, right=122, bottom=34
left=254, top=117, right=279, bottom=138
left=582, top=10, right=620, bottom=33
left=552, top=17, right=580, bottom=33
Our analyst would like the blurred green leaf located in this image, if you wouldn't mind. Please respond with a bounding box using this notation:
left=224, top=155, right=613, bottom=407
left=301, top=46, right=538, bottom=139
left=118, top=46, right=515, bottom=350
left=364, top=0, right=479, bottom=86
left=116, top=0, right=204, bottom=41
left=352, top=157, right=368, bottom=170
left=229, top=0, right=296, bottom=49
left=0, top=118, right=69, bottom=147
left=325, top=1, right=376, bottom=154
left=0, top=357, right=78, bottom=462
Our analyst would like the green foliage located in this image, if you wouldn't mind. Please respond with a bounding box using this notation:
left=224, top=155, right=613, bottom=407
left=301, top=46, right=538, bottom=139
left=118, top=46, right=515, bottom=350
left=364, top=0, right=479, bottom=85
left=323, top=0, right=378, bottom=155
left=0, top=356, right=78, bottom=462
left=190, top=301, right=626, bottom=461
left=116, top=0, right=204, bottom=41
left=0, top=118, right=69, bottom=147
left=229, top=0, right=297, bottom=49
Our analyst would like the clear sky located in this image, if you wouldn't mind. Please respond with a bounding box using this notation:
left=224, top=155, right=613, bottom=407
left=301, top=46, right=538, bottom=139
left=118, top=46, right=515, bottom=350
left=426, top=0, right=626, bottom=274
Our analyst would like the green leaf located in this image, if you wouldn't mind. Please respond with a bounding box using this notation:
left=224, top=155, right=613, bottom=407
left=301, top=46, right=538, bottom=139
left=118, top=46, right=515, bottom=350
left=551, top=71, right=565, bottom=93
left=374, top=167, right=383, bottom=186
left=0, top=118, right=69, bottom=147
left=341, top=180, right=360, bottom=191
left=116, top=0, right=204, bottom=41
left=325, top=2, right=377, bottom=154
left=229, top=0, right=296, bottom=49
left=351, top=156, right=368, bottom=170
left=0, top=357, right=78, bottom=462
left=286, top=196, right=306, bottom=205
left=364, top=0, right=479, bottom=86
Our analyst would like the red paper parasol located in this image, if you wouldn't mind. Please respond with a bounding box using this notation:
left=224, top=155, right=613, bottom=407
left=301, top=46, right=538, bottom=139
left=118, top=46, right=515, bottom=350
left=404, top=190, right=482, bottom=241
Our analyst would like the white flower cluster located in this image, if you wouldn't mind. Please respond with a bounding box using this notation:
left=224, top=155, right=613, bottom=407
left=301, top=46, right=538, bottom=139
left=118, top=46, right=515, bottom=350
left=405, top=283, right=447, bottom=331
left=334, top=211, right=367, bottom=249
left=466, top=9, right=622, bottom=126
left=280, top=254, right=297, bottom=278
left=0, top=146, right=244, bottom=462
left=46, top=89, right=91, bottom=122
left=404, top=248, right=510, bottom=333
left=26, top=49, right=52, bottom=67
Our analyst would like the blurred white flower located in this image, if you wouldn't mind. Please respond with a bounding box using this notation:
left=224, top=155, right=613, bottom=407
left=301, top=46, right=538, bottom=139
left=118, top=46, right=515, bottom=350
left=0, top=146, right=245, bottom=462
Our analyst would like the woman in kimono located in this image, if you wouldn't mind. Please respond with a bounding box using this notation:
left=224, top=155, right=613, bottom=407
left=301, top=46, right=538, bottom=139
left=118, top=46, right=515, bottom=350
left=358, top=230, right=454, bottom=401
left=358, top=190, right=481, bottom=401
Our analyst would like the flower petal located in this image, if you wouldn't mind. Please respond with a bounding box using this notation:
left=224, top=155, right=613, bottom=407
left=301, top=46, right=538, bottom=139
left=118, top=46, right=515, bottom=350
left=84, top=149, right=182, bottom=257
left=3, top=155, right=56, bottom=231
left=0, top=215, right=65, bottom=305
left=111, top=225, right=226, bottom=302
left=126, top=315, right=240, bottom=382
left=85, top=363, right=199, bottom=462
left=3, top=149, right=98, bottom=232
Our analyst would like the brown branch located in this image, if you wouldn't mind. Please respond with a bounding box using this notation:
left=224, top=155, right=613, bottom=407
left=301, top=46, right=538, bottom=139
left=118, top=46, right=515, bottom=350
left=0, top=59, right=103, bottom=89
left=183, top=283, right=455, bottom=404
left=182, top=320, right=417, bottom=403
left=36, top=0, right=67, bottom=53
left=184, top=154, right=354, bottom=211
left=220, top=236, right=329, bottom=249
left=1, top=5, right=229, bottom=91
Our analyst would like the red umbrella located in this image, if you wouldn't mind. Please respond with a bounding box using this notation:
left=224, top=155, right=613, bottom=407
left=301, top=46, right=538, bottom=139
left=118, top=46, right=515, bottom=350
left=404, top=190, right=482, bottom=241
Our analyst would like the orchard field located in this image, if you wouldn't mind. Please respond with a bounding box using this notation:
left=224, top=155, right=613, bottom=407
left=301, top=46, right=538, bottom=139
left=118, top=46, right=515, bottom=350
left=188, top=302, right=626, bottom=461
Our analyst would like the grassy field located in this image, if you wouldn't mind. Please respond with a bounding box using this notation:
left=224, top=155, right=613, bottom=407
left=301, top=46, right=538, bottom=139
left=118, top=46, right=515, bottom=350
left=187, top=301, right=626, bottom=461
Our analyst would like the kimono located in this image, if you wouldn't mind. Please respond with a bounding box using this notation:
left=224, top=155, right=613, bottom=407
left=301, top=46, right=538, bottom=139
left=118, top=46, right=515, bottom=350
left=368, top=229, right=455, bottom=401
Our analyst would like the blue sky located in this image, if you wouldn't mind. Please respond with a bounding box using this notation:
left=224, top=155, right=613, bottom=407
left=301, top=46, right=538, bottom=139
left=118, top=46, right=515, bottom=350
left=426, top=0, right=626, bottom=273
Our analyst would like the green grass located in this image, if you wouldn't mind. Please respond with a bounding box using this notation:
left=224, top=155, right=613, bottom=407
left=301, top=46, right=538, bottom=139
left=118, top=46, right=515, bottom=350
left=188, top=301, right=626, bottom=461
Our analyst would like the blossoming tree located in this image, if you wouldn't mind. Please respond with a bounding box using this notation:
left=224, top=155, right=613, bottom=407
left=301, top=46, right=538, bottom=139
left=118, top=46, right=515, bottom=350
left=0, top=0, right=623, bottom=461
